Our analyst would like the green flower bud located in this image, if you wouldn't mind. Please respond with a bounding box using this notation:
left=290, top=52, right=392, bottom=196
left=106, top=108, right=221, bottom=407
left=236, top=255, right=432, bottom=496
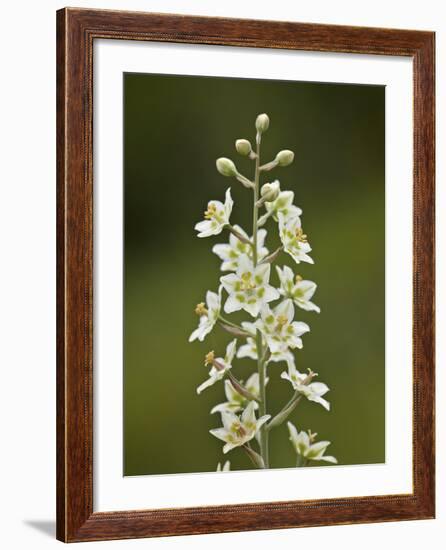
left=255, top=113, right=270, bottom=134
left=216, top=157, right=237, bottom=177
left=260, top=180, right=280, bottom=202
left=275, top=150, right=295, bottom=166
left=235, top=139, right=252, bottom=156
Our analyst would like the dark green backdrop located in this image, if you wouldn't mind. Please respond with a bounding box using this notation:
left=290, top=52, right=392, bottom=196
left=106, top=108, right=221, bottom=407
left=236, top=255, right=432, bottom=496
left=123, top=73, right=385, bottom=476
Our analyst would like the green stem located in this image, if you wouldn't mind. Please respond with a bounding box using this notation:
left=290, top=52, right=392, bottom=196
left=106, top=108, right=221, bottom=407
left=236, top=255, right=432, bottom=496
left=235, top=171, right=254, bottom=189
left=244, top=443, right=266, bottom=469
left=266, top=391, right=302, bottom=432
left=296, top=455, right=308, bottom=468
left=253, top=132, right=269, bottom=468
left=218, top=316, right=243, bottom=330
left=219, top=322, right=248, bottom=337
left=227, top=225, right=253, bottom=247
left=227, top=371, right=261, bottom=403
left=259, top=159, right=279, bottom=172
left=218, top=316, right=248, bottom=335
left=260, top=246, right=283, bottom=265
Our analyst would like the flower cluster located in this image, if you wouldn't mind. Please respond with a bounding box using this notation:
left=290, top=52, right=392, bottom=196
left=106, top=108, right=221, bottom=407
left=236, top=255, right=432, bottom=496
left=189, top=113, right=336, bottom=471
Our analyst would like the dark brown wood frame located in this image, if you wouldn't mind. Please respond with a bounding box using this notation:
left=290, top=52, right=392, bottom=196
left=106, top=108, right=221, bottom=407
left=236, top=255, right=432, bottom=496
left=57, top=7, right=435, bottom=543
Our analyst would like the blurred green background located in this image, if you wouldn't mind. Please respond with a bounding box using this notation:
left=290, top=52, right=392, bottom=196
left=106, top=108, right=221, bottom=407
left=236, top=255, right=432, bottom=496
left=123, top=73, right=385, bottom=476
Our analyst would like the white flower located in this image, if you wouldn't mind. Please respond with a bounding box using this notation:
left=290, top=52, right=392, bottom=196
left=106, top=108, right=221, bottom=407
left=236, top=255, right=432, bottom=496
left=196, top=339, right=237, bottom=394
left=195, top=188, right=233, bottom=238
left=236, top=336, right=259, bottom=361
left=216, top=460, right=231, bottom=472
left=278, top=213, right=314, bottom=265
left=212, top=225, right=268, bottom=271
left=220, top=255, right=280, bottom=317
left=281, top=362, right=330, bottom=411
left=258, top=185, right=302, bottom=226
left=189, top=286, right=222, bottom=342
left=209, top=401, right=271, bottom=454
left=211, top=373, right=266, bottom=414
left=287, top=422, right=337, bottom=464
left=276, top=265, right=320, bottom=313
left=254, top=299, right=310, bottom=354
left=237, top=331, right=296, bottom=367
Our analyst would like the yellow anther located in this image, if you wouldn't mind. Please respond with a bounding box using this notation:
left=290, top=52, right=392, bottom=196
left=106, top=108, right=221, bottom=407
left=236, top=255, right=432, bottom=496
left=295, top=228, right=308, bottom=243
left=204, top=203, right=217, bottom=220
left=277, top=315, right=288, bottom=327
left=308, top=430, right=318, bottom=442
left=295, top=274, right=303, bottom=283
left=204, top=351, right=215, bottom=366
left=195, top=302, right=208, bottom=316
left=240, top=271, right=256, bottom=291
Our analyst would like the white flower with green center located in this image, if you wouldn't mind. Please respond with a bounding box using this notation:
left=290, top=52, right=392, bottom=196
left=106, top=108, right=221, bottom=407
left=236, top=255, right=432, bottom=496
left=237, top=328, right=296, bottom=367
left=258, top=183, right=302, bottom=226
left=195, top=188, right=233, bottom=238
left=196, top=339, right=237, bottom=394
left=216, top=460, right=231, bottom=472
left=189, top=286, right=222, bottom=342
left=209, top=401, right=271, bottom=454
left=287, top=422, right=337, bottom=464
left=278, top=213, right=314, bottom=265
left=212, top=225, right=268, bottom=271
left=276, top=265, right=320, bottom=313
left=281, top=362, right=330, bottom=411
left=220, top=255, right=280, bottom=317
left=211, top=373, right=266, bottom=414
left=254, top=299, right=310, bottom=354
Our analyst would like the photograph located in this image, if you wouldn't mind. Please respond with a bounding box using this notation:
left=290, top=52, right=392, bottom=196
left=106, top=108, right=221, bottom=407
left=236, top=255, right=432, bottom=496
left=123, top=73, right=385, bottom=476
left=0, top=1, right=440, bottom=547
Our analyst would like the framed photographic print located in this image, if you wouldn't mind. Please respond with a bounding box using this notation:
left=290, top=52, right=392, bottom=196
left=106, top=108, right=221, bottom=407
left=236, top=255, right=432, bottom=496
left=56, top=7, right=435, bottom=542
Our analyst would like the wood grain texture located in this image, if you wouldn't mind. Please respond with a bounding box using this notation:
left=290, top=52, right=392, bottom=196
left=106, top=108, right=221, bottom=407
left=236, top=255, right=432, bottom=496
left=56, top=7, right=435, bottom=542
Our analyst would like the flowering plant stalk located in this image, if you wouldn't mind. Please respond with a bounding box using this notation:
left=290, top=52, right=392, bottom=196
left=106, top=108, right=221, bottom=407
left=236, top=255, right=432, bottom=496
left=189, top=114, right=337, bottom=471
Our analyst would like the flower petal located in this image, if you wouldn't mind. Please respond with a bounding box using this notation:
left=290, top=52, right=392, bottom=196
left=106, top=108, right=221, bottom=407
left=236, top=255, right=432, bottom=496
left=254, top=262, right=270, bottom=285
left=212, top=243, right=232, bottom=261
left=196, top=375, right=218, bottom=394
left=241, top=400, right=256, bottom=426
left=220, top=273, right=239, bottom=294
left=209, top=427, right=230, bottom=443
left=224, top=188, right=233, bottom=219
left=224, top=294, right=243, bottom=314
left=225, top=339, right=237, bottom=364
left=274, top=298, right=295, bottom=323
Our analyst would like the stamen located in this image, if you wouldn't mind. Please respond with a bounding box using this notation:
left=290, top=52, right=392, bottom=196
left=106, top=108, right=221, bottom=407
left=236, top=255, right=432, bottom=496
left=204, top=351, right=215, bottom=366
left=240, top=271, right=256, bottom=291
left=308, top=430, right=318, bottom=442
left=195, top=302, right=208, bottom=316
left=295, top=228, right=308, bottom=243
left=277, top=315, right=288, bottom=327
left=204, top=203, right=217, bottom=220
left=306, top=368, right=318, bottom=381
left=295, top=274, right=303, bottom=283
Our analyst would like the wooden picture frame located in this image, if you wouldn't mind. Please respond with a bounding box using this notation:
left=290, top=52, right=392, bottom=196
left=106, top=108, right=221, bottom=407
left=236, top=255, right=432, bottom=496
left=56, top=7, right=435, bottom=542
